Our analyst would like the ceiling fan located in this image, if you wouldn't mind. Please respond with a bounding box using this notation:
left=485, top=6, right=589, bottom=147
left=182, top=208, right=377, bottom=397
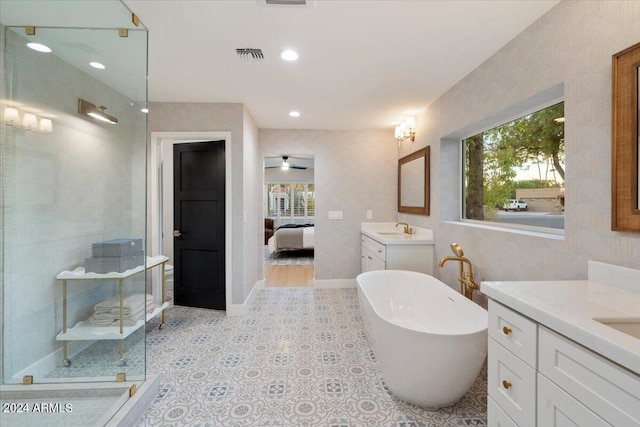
left=265, top=156, right=308, bottom=170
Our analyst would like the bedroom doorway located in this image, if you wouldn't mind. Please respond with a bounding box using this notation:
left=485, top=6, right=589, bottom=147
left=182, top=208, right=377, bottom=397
left=264, top=155, right=315, bottom=287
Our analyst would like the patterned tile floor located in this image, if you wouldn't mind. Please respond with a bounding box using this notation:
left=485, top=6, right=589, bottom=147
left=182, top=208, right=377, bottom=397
left=136, top=288, right=487, bottom=426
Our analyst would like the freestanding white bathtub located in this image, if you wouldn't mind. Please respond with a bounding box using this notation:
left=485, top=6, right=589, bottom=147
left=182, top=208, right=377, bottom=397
left=357, top=270, right=488, bottom=409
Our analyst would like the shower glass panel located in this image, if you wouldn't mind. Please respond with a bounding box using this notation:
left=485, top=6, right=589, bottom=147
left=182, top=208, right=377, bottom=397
left=1, top=0, right=148, bottom=391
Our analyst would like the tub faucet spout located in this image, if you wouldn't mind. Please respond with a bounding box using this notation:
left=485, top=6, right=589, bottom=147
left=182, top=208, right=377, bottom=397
left=438, top=243, right=479, bottom=300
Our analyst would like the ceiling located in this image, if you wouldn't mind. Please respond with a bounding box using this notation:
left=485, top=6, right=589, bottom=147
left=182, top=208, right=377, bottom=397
left=1, top=0, right=560, bottom=131
left=122, top=0, right=559, bottom=131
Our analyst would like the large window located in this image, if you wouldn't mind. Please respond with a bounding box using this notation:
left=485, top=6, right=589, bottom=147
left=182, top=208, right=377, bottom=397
left=266, top=183, right=315, bottom=226
left=463, top=102, right=565, bottom=230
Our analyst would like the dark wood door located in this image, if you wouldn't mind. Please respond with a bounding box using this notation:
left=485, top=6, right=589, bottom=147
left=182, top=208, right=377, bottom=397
left=174, top=141, right=225, bottom=310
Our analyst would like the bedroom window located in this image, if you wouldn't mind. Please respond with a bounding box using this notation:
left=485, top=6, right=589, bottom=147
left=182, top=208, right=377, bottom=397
left=266, top=183, right=315, bottom=226
left=462, top=101, right=565, bottom=231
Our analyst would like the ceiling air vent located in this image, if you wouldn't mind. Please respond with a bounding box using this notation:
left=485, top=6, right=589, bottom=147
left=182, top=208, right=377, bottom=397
left=257, top=0, right=315, bottom=7
left=236, top=48, right=264, bottom=61
left=265, top=0, right=307, bottom=4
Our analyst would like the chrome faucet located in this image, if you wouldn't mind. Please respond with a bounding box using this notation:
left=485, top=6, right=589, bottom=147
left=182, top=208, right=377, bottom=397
left=438, top=243, right=479, bottom=300
left=395, top=222, right=413, bottom=235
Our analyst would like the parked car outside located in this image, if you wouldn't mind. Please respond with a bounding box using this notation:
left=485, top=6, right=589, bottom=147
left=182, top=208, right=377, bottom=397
left=503, top=199, right=528, bottom=211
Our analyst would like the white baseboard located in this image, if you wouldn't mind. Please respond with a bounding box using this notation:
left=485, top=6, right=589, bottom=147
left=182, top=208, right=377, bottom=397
left=226, top=280, right=264, bottom=316
left=313, top=279, right=357, bottom=288
left=10, top=340, right=93, bottom=383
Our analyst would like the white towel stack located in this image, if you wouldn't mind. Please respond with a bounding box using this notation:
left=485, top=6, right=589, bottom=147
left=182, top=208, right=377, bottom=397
left=89, top=293, right=153, bottom=327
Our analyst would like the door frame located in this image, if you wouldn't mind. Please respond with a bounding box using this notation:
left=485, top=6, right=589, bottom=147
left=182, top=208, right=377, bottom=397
left=150, top=131, right=232, bottom=312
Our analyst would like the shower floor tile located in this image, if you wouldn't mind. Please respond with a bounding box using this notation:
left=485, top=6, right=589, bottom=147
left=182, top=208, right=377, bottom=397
left=0, top=387, right=128, bottom=427
left=136, top=287, right=487, bottom=426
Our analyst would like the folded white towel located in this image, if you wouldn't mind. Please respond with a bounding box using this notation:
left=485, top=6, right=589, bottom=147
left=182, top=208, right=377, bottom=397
left=89, top=293, right=153, bottom=327
left=91, top=311, right=118, bottom=320
left=94, top=293, right=152, bottom=312
left=109, top=305, right=145, bottom=319
left=88, top=314, right=140, bottom=327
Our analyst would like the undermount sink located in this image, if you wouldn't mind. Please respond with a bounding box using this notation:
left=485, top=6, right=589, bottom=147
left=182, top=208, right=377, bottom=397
left=593, top=317, right=640, bottom=340
left=375, top=232, right=409, bottom=238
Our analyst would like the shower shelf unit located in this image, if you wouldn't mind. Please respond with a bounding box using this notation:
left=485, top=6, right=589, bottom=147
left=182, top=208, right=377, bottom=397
left=56, top=255, right=170, bottom=367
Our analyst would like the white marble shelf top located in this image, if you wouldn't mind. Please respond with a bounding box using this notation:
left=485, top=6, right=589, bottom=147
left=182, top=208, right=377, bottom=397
left=57, top=255, right=169, bottom=280
left=481, top=279, right=640, bottom=376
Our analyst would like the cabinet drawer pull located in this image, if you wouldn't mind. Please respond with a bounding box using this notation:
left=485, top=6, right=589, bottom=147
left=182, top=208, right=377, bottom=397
left=368, top=256, right=372, bottom=260
left=502, top=380, right=512, bottom=389
left=502, top=326, right=512, bottom=335
left=378, top=249, right=382, bottom=253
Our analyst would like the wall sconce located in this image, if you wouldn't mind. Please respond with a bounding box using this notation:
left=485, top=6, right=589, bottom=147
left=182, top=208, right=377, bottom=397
left=78, top=98, right=118, bottom=124
left=394, top=117, right=416, bottom=143
left=4, top=107, right=20, bottom=125
left=39, top=118, right=53, bottom=133
left=2, top=106, right=54, bottom=133
left=22, top=113, right=38, bottom=130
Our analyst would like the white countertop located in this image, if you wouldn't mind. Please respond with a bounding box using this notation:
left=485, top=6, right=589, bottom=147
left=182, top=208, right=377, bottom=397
left=361, top=222, right=434, bottom=245
left=481, top=280, right=640, bottom=375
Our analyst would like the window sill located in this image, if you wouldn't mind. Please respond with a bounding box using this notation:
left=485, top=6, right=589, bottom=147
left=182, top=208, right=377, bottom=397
left=443, top=219, right=564, bottom=240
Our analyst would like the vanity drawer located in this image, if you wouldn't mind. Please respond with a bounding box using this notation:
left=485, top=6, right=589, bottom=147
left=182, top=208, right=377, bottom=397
left=538, top=374, right=611, bottom=427
left=488, top=337, right=536, bottom=427
left=361, top=235, right=385, bottom=261
left=539, top=327, right=640, bottom=427
left=488, top=301, right=537, bottom=368
left=487, top=396, right=517, bottom=427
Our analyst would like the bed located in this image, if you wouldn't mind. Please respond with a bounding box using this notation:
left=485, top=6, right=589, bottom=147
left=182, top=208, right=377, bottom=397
left=267, top=224, right=314, bottom=254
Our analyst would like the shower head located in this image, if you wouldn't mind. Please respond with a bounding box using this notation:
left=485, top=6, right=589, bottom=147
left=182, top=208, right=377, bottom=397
left=450, top=243, right=464, bottom=257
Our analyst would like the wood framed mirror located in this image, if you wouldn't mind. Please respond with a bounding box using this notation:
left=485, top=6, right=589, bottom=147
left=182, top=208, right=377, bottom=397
left=398, top=147, right=430, bottom=215
left=612, top=42, right=640, bottom=232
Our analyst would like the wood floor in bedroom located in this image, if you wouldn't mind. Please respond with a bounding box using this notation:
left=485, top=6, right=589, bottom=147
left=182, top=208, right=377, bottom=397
left=264, top=265, right=314, bottom=287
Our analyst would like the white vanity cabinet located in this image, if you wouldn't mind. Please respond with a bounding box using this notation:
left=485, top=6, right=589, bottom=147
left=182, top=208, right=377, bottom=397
left=360, top=233, right=433, bottom=274
left=487, top=301, right=537, bottom=427
left=486, top=300, right=640, bottom=427
left=537, top=327, right=639, bottom=426
left=361, top=234, right=386, bottom=272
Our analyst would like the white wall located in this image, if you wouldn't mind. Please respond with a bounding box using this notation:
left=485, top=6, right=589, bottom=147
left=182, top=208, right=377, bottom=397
left=260, top=129, right=397, bottom=280
left=242, top=107, right=262, bottom=303
left=148, top=102, right=259, bottom=305
left=399, top=0, right=640, bottom=304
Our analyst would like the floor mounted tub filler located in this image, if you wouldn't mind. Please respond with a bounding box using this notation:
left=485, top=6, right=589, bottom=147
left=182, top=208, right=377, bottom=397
left=357, top=270, right=488, bottom=408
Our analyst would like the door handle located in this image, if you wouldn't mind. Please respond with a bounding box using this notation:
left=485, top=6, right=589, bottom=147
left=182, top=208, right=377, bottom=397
left=173, top=230, right=182, bottom=237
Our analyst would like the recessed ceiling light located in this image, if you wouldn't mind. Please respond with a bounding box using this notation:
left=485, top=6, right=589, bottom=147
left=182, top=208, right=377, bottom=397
left=281, top=49, right=299, bottom=61
left=141, top=108, right=149, bottom=114
left=26, top=42, right=51, bottom=53
left=90, top=62, right=106, bottom=69
left=289, top=111, right=300, bottom=117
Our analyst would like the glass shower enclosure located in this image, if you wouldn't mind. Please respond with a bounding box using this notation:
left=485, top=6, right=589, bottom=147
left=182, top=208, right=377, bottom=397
left=1, top=1, right=151, bottom=425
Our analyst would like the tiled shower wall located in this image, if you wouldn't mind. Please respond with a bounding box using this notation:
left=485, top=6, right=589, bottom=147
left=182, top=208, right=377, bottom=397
left=0, top=28, right=146, bottom=380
